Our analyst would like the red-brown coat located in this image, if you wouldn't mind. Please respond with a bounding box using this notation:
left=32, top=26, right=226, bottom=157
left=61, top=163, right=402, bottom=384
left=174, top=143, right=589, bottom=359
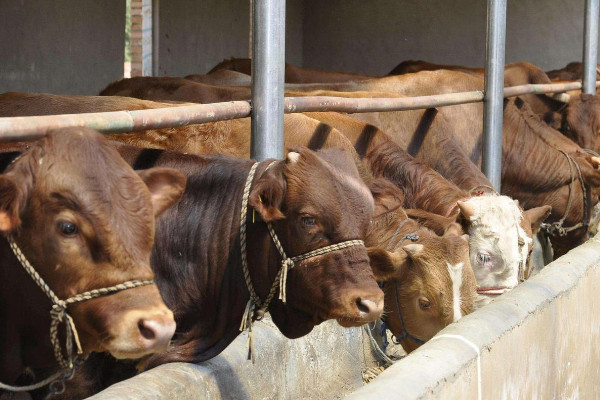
left=0, top=128, right=186, bottom=396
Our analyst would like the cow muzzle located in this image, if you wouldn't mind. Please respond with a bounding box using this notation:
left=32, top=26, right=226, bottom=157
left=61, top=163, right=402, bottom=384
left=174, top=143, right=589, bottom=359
left=335, top=288, right=384, bottom=327
left=105, top=307, right=176, bottom=359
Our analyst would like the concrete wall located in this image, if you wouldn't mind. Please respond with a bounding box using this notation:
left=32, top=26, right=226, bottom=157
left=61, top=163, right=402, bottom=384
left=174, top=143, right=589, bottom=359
left=88, top=317, right=378, bottom=400
left=302, top=0, right=592, bottom=75
left=157, top=0, right=303, bottom=77
left=346, top=235, right=600, bottom=399
left=0, top=0, right=126, bottom=95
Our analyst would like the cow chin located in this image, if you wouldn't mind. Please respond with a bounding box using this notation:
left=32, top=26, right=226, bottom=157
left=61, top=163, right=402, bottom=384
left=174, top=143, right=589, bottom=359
left=268, top=301, right=317, bottom=339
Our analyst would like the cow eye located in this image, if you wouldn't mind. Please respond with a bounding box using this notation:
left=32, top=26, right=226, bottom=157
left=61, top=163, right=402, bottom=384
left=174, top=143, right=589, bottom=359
left=58, top=221, right=78, bottom=236
left=301, top=216, right=316, bottom=226
left=418, top=297, right=431, bottom=310
left=476, top=252, right=491, bottom=265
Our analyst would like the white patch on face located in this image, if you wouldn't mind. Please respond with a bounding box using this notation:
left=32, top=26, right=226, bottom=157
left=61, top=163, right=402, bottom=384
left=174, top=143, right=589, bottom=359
left=464, top=195, right=532, bottom=289
left=287, top=151, right=301, bottom=163
left=447, top=262, right=464, bottom=322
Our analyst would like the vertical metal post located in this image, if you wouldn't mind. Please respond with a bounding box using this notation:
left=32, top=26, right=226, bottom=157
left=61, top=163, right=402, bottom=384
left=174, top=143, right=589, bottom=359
left=482, top=0, right=506, bottom=192
left=251, top=0, right=286, bottom=161
left=583, top=0, right=599, bottom=94
left=152, top=0, right=159, bottom=76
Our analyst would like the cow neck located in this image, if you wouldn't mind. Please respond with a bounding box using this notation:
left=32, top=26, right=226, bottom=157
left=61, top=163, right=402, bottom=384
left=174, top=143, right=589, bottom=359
left=239, top=161, right=364, bottom=362
left=380, top=214, right=425, bottom=346
left=504, top=106, right=590, bottom=231
left=0, top=235, right=153, bottom=396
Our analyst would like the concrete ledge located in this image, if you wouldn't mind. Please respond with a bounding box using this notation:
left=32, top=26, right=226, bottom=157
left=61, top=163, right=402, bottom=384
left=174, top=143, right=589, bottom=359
left=88, top=317, right=377, bottom=399
left=345, top=235, right=600, bottom=399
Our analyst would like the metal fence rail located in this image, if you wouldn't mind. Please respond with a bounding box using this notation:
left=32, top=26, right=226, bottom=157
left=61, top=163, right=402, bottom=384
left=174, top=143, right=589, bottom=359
left=0, top=80, right=597, bottom=142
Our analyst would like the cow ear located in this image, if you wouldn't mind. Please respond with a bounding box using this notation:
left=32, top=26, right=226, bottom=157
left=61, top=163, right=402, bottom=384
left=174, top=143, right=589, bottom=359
left=523, top=205, right=552, bottom=234
left=249, top=161, right=286, bottom=222
left=369, top=178, right=404, bottom=218
left=403, top=243, right=424, bottom=259
left=444, top=222, right=465, bottom=237
left=367, top=247, right=408, bottom=281
left=0, top=175, right=27, bottom=233
left=405, top=208, right=462, bottom=236
left=137, top=167, right=187, bottom=217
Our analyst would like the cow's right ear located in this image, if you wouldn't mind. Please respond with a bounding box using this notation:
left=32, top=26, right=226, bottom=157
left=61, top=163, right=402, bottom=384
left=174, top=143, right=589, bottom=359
left=137, top=167, right=187, bottom=217
left=367, top=247, right=408, bottom=281
left=0, top=175, right=26, bottom=232
left=249, top=161, right=287, bottom=222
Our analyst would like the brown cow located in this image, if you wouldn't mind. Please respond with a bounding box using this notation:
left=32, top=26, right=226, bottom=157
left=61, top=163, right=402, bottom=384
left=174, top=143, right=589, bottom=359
left=207, top=57, right=372, bottom=83
left=0, top=127, right=186, bottom=397
left=113, top=145, right=384, bottom=367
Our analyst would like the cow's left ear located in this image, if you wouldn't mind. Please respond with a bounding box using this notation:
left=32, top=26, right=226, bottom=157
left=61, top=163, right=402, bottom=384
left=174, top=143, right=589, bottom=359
left=249, top=161, right=287, bottom=222
left=368, top=247, right=408, bottom=281
left=523, top=205, right=552, bottom=234
left=137, top=167, right=187, bottom=217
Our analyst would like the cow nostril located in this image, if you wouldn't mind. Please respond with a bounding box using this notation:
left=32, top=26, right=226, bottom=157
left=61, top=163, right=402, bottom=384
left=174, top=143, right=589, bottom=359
left=138, top=319, right=156, bottom=341
left=356, top=298, right=371, bottom=314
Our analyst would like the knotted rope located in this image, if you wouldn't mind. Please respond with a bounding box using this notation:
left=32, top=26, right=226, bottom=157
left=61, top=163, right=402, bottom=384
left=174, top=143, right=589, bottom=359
left=238, top=161, right=365, bottom=362
left=2, top=235, right=154, bottom=395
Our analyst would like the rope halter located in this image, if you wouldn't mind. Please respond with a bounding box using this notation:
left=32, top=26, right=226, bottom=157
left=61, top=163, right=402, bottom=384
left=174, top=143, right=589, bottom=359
left=2, top=235, right=154, bottom=395
left=379, top=216, right=426, bottom=346
left=540, top=150, right=590, bottom=237
left=238, top=161, right=365, bottom=361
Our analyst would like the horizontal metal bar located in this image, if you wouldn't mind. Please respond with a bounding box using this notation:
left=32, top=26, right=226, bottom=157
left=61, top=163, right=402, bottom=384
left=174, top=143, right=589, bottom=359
left=283, top=91, right=485, bottom=113
left=0, top=101, right=251, bottom=142
left=1, top=80, right=599, bottom=141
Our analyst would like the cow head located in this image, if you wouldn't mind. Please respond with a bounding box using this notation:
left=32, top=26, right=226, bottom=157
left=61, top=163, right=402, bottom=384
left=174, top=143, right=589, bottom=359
left=248, top=147, right=384, bottom=338
left=0, top=127, right=186, bottom=360
left=368, top=224, right=475, bottom=353
left=546, top=94, right=600, bottom=153
left=456, top=195, right=551, bottom=306
left=364, top=179, right=476, bottom=353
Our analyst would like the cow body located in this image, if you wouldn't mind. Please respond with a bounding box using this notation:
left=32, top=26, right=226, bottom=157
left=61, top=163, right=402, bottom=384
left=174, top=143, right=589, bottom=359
left=0, top=128, right=186, bottom=397
left=207, top=57, right=372, bottom=83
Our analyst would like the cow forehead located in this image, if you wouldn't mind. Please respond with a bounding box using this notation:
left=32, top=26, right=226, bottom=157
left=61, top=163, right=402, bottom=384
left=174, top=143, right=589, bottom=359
left=28, top=129, right=155, bottom=261
left=465, top=195, right=532, bottom=244
left=285, top=151, right=374, bottom=217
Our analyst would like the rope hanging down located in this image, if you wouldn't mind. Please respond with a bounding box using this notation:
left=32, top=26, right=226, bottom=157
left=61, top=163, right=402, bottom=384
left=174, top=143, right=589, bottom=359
left=1, top=236, right=154, bottom=395
left=238, top=161, right=365, bottom=362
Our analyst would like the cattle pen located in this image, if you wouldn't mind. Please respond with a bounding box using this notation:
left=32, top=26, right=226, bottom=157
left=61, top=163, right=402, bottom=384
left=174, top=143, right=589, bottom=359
left=2, top=0, right=600, bottom=399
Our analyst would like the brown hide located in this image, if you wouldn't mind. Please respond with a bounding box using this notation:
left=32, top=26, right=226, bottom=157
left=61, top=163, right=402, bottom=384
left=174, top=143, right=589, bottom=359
left=110, top=145, right=383, bottom=367
left=387, top=60, right=600, bottom=158
left=546, top=61, right=600, bottom=81
left=207, top=57, right=372, bottom=83
left=0, top=128, right=186, bottom=392
left=387, top=59, right=484, bottom=76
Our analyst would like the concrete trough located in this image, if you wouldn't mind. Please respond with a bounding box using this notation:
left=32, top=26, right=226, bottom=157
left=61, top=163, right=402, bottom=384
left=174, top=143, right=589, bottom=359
left=88, top=235, right=600, bottom=399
